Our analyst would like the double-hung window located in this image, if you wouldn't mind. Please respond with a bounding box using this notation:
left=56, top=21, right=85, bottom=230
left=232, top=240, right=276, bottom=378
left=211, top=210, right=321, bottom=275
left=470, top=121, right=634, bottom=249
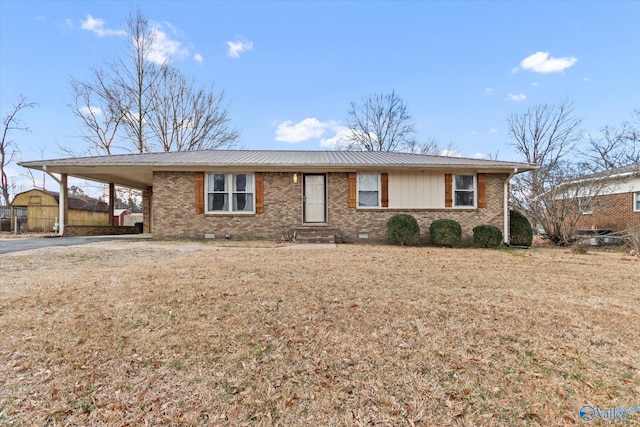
left=635, top=191, right=640, bottom=212
left=206, top=173, right=254, bottom=213
left=454, top=175, right=475, bottom=207
left=358, top=173, right=380, bottom=208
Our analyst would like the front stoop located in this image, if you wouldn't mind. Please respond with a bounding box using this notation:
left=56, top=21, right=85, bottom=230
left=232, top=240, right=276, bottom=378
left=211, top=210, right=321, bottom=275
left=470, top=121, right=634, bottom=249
left=290, top=227, right=341, bottom=244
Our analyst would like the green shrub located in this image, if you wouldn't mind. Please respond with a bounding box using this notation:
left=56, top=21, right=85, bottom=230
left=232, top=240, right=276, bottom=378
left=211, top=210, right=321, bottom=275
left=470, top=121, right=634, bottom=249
left=510, top=210, right=533, bottom=246
left=473, top=224, right=503, bottom=248
left=387, top=214, right=420, bottom=246
left=429, top=219, right=462, bottom=247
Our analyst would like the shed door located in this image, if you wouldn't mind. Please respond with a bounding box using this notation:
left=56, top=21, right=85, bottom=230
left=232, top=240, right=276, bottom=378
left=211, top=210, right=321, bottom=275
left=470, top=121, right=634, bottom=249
left=303, top=174, right=326, bottom=223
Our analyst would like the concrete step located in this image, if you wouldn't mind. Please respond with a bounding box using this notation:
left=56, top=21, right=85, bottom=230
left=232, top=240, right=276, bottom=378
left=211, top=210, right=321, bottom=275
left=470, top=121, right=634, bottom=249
left=290, top=227, right=339, bottom=244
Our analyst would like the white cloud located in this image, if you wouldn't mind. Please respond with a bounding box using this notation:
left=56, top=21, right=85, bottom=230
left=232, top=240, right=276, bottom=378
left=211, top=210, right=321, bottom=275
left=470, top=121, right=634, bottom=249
left=583, top=77, right=590, bottom=82
left=439, top=149, right=461, bottom=157
left=79, top=106, right=103, bottom=116
left=227, top=40, right=253, bottom=58
left=79, top=15, right=197, bottom=64
left=473, top=152, right=488, bottom=159
left=320, top=127, right=352, bottom=149
left=80, top=14, right=126, bottom=37
left=275, top=118, right=340, bottom=143
left=530, top=82, right=540, bottom=87
left=506, top=93, right=527, bottom=101
left=516, top=51, right=577, bottom=74
left=489, top=128, right=498, bottom=134
left=484, top=87, right=493, bottom=95
left=145, top=24, right=190, bottom=64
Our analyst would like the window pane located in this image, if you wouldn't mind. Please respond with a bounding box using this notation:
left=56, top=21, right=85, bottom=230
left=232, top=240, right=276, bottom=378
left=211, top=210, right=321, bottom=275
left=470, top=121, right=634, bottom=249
left=233, top=193, right=254, bottom=211
left=359, top=191, right=378, bottom=207
left=636, top=192, right=640, bottom=211
left=455, top=175, right=474, bottom=190
left=234, top=174, right=246, bottom=192
left=358, top=173, right=379, bottom=191
left=208, top=193, right=228, bottom=211
left=211, top=174, right=226, bottom=192
left=455, top=191, right=474, bottom=206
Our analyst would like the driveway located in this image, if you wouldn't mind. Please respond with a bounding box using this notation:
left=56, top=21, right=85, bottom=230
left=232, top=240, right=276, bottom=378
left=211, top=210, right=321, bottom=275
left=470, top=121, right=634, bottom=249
left=0, top=235, right=149, bottom=255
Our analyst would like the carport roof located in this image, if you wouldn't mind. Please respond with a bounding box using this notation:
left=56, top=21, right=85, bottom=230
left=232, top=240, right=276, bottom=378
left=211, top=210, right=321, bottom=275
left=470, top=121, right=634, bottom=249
left=19, top=150, right=536, bottom=190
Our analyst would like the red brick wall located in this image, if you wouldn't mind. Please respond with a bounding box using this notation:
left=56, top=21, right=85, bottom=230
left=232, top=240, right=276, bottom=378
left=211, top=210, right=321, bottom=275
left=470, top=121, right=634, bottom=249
left=575, top=192, right=640, bottom=231
left=151, top=171, right=509, bottom=243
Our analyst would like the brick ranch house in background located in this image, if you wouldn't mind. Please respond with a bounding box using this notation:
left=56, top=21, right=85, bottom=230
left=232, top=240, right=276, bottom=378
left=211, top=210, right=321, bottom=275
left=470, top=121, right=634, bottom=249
left=18, top=150, right=536, bottom=243
left=573, top=162, right=640, bottom=233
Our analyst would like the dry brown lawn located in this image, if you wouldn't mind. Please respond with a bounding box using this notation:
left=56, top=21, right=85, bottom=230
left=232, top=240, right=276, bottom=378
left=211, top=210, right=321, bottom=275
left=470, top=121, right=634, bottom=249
left=0, top=240, right=638, bottom=426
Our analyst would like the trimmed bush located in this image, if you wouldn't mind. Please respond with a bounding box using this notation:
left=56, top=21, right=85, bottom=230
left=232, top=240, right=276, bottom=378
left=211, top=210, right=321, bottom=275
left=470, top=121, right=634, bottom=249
left=510, top=210, right=533, bottom=246
left=429, top=219, right=462, bottom=247
left=473, top=224, right=503, bottom=248
left=387, top=214, right=420, bottom=246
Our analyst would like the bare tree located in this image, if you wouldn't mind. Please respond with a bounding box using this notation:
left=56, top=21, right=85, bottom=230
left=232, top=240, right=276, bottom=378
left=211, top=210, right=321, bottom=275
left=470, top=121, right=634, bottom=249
left=584, top=121, right=639, bottom=171
left=147, top=66, right=239, bottom=151
left=406, top=138, right=461, bottom=156
left=346, top=91, right=416, bottom=151
left=70, top=75, right=126, bottom=155
left=1, top=95, right=37, bottom=205
left=507, top=100, right=588, bottom=244
left=71, top=10, right=239, bottom=155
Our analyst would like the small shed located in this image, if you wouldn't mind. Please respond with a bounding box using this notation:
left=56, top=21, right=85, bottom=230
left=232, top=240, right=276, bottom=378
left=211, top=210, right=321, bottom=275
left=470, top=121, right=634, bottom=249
left=11, top=189, right=110, bottom=232
left=113, top=208, right=132, bottom=226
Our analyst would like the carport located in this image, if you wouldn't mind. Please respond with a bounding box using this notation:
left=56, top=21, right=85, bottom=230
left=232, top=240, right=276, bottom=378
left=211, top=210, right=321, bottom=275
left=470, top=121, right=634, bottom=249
left=18, top=156, right=157, bottom=237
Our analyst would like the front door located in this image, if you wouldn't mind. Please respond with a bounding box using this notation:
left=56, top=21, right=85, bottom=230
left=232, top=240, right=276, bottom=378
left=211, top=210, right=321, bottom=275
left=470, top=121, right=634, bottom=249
left=303, top=174, right=326, bottom=223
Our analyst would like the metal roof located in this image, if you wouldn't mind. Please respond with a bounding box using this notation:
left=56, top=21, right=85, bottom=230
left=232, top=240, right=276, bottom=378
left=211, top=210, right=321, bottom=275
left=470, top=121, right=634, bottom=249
left=18, top=150, right=536, bottom=190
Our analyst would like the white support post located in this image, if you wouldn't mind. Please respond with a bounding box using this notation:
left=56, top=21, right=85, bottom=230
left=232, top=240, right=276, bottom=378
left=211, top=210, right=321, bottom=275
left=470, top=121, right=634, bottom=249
left=59, top=174, right=67, bottom=236
left=504, top=168, right=518, bottom=245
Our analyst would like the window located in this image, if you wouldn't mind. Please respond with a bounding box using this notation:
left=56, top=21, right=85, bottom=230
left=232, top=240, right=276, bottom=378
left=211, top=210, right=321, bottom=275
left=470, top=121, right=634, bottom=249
left=579, top=198, right=593, bottom=214
left=454, top=175, right=475, bottom=207
left=635, top=192, right=640, bottom=212
left=206, top=173, right=254, bottom=213
left=358, top=173, right=380, bottom=207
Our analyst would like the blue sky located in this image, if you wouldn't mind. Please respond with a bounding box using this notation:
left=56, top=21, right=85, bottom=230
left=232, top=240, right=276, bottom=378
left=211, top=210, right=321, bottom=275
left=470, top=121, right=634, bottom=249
left=1, top=1, right=639, bottom=193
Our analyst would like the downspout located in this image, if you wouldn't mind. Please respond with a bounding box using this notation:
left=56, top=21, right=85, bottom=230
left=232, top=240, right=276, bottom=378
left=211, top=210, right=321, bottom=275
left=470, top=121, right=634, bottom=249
left=42, top=165, right=65, bottom=236
left=504, top=167, right=518, bottom=245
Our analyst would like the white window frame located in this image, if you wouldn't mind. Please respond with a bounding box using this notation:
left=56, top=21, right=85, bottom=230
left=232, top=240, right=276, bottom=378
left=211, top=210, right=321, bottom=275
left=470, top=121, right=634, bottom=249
left=579, top=198, right=593, bottom=214
left=205, top=173, right=255, bottom=214
left=634, top=191, right=640, bottom=212
left=453, top=174, right=476, bottom=208
left=357, top=173, right=381, bottom=208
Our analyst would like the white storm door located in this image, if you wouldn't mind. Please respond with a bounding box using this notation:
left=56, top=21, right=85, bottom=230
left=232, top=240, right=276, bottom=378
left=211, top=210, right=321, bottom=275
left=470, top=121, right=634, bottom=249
left=304, top=174, right=326, bottom=223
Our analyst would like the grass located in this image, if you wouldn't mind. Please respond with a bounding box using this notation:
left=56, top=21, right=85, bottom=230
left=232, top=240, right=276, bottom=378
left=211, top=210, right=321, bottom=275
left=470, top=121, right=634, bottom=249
left=0, top=240, right=639, bottom=426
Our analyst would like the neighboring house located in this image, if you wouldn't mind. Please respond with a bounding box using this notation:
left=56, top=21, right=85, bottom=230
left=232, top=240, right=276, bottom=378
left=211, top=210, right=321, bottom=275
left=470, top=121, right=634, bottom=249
left=573, top=163, right=640, bottom=232
left=18, top=150, right=535, bottom=243
left=10, top=189, right=110, bottom=232
left=113, top=208, right=132, bottom=226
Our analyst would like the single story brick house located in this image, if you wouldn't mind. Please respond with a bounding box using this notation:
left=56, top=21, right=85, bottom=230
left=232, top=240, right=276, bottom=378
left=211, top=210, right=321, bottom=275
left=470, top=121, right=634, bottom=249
left=573, top=163, right=640, bottom=232
left=18, top=150, right=535, bottom=243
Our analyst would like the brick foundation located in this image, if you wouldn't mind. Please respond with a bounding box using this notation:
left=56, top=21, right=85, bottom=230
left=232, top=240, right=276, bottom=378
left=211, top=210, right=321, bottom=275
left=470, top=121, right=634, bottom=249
left=64, top=225, right=138, bottom=237
left=151, top=171, right=510, bottom=244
